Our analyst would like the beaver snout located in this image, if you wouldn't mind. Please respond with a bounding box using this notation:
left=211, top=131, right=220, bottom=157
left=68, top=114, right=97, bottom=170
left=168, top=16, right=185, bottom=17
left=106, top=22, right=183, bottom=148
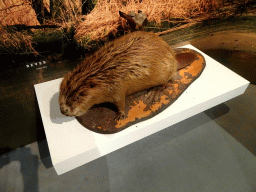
left=60, top=105, right=71, bottom=116
left=60, top=105, right=85, bottom=117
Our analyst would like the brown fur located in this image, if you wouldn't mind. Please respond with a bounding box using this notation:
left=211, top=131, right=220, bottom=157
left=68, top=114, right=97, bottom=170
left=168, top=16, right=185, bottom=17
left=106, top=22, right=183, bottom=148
left=59, top=31, right=177, bottom=119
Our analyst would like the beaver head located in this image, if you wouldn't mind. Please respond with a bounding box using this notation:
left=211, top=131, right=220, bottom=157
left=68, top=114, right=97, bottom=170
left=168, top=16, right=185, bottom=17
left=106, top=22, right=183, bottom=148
left=59, top=71, right=100, bottom=117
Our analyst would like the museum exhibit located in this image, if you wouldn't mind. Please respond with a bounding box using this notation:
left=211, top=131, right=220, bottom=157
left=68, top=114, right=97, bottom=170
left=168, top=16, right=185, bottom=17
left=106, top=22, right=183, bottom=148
left=0, top=0, right=255, bottom=191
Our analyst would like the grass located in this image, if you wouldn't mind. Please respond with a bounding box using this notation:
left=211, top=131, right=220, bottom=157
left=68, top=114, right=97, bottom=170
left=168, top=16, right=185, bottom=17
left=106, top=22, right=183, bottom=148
left=0, top=0, right=254, bottom=55
left=0, top=24, right=37, bottom=54
left=74, top=0, right=220, bottom=45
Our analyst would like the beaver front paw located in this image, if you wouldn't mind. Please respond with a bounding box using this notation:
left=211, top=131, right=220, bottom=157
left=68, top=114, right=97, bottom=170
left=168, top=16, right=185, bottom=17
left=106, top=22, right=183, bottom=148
left=114, top=111, right=125, bottom=121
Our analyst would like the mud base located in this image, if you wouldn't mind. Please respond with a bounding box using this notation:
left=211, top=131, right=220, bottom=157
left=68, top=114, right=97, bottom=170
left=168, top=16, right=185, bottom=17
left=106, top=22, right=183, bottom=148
left=76, top=48, right=206, bottom=134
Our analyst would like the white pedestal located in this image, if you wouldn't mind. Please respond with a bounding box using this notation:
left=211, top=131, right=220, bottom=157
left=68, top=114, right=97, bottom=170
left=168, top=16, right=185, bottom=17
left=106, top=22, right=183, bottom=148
left=34, top=45, right=250, bottom=175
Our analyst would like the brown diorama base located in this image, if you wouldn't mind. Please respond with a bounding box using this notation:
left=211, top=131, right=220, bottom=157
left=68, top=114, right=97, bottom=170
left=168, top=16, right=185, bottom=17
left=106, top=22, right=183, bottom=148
left=76, top=48, right=206, bottom=134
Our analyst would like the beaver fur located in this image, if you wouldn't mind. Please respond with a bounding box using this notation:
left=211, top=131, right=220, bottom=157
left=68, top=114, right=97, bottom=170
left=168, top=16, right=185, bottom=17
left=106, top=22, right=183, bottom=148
left=59, top=31, right=178, bottom=120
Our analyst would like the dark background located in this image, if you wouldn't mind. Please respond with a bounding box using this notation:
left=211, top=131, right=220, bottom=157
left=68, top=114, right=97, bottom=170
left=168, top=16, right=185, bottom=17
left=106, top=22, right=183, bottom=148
left=0, top=57, right=79, bottom=156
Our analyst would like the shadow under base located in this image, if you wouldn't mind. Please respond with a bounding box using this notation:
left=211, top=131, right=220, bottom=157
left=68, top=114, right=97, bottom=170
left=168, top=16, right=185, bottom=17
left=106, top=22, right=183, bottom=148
left=76, top=48, right=206, bottom=134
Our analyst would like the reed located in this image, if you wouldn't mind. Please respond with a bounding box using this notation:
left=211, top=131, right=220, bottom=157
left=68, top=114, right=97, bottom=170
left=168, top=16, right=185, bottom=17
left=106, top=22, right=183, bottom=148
left=0, top=24, right=37, bottom=54
left=0, top=0, right=253, bottom=55
left=74, top=0, right=220, bottom=44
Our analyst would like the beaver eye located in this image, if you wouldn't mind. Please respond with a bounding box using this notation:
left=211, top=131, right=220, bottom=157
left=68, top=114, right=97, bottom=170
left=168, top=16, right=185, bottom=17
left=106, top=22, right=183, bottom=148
left=89, top=83, right=96, bottom=88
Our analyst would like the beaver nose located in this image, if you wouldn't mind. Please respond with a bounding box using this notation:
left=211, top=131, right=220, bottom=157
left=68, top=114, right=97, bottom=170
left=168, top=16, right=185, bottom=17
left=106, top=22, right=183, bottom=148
left=60, top=106, right=69, bottom=114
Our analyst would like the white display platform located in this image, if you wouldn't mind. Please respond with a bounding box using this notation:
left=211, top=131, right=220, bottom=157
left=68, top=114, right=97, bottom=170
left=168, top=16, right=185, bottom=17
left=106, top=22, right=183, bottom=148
left=34, top=45, right=250, bottom=175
